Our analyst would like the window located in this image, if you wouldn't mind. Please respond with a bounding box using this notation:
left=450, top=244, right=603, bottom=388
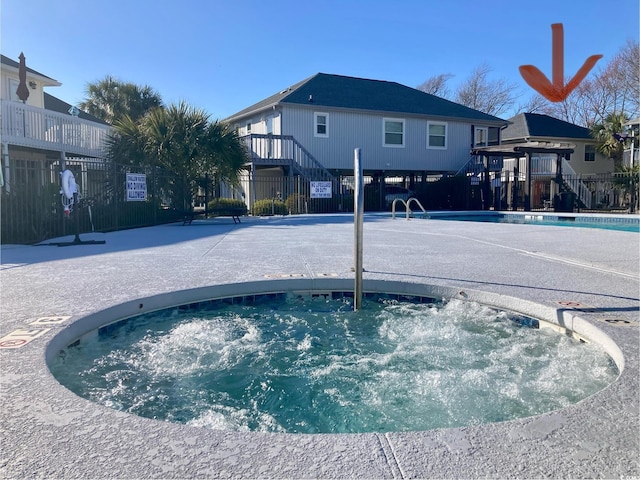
left=314, top=112, right=328, bottom=137
left=246, top=122, right=251, bottom=133
left=474, top=127, right=488, bottom=148
left=428, top=121, right=447, bottom=149
left=8, top=78, right=19, bottom=102
left=383, top=118, right=405, bottom=147
left=585, top=145, right=596, bottom=162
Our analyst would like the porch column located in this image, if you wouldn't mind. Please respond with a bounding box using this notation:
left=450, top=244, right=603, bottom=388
left=250, top=163, right=256, bottom=211
left=483, top=155, right=491, bottom=210
left=512, top=160, right=519, bottom=211
left=555, top=152, right=563, bottom=193
left=525, top=153, right=532, bottom=211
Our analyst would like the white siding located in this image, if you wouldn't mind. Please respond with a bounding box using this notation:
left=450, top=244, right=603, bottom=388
left=281, top=105, right=474, bottom=173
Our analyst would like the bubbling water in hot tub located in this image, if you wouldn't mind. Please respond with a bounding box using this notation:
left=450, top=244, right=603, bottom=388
left=50, top=292, right=618, bottom=434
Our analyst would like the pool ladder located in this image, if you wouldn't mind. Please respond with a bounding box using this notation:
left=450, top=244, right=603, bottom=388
left=391, top=197, right=428, bottom=220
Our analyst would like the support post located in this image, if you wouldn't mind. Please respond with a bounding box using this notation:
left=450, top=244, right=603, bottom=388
left=525, top=153, right=532, bottom=211
left=512, top=161, right=519, bottom=211
left=354, top=148, right=364, bottom=311
left=2, top=143, right=9, bottom=192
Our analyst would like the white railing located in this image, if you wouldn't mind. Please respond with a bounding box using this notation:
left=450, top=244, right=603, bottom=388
left=561, top=159, right=592, bottom=209
left=240, top=134, right=333, bottom=180
left=1, top=100, right=111, bottom=158
left=530, top=155, right=556, bottom=174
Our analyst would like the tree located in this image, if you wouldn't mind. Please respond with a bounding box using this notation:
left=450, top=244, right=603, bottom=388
left=454, top=64, right=518, bottom=117
left=79, top=75, right=163, bottom=124
left=519, top=40, right=639, bottom=127
left=417, top=64, right=518, bottom=117
left=515, top=93, right=549, bottom=115
left=589, top=112, right=628, bottom=167
left=613, top=164, right=639, bottom=213
left=108, top=102, right=247, bottom=211
left=416, top=73, right=454, bottom=98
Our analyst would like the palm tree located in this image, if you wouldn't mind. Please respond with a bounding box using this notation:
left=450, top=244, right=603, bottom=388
left=80, top=76, right=163, bottom=124
left=589, top=112, right=628, bottom=168
left=204, top=120, right=248, bottom=187
left=108, top=102, right=247, bottom=212
left=142, top=102, right=210, bottom=211
left=613, top=164, right=639, bottom=213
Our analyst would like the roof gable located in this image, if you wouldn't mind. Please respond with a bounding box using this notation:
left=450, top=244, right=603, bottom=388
left=227, top=73, right=506, bottom=124
left=44, top=92, right=110, bottom=125
left=1, top=54, right=61, bottom=86
left=503, top=113, right=592, bottom=141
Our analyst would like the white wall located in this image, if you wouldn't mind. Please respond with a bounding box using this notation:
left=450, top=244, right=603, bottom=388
left=280, top=105, right=483, bottom=173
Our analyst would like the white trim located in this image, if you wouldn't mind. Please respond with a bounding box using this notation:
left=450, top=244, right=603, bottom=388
left=314, top=112, right=329, bottom=138
left=427, top=121, right=447, bottom=149
left=383, top=117, right=405, bottom=148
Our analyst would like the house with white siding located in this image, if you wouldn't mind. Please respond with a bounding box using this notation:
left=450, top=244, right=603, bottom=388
left=501, top=113, right=612, bottom=175
left=225, top=73, right=508, bottom=210
left=1, top=53, right=110, bottom=194
left=498, top=113, right=613, bottom=210
left=1, top=53, right=113, bottom=243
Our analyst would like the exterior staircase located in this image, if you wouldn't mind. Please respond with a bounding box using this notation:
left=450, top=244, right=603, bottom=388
left=455, top=154, right=592, bottom=209
left=560, top=159, right=591, bottom=209
left=240, top=134, right=333, bottom=181
left=455, top=155, right=485, bottom=176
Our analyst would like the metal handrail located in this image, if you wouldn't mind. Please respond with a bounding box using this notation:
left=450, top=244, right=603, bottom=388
left=391, top=197, right=428, bottom=219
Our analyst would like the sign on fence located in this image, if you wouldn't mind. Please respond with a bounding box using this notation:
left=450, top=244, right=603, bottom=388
left=310, top=181, right=332, bottom=198
left=126, top=174, right=147, bottom=201
left=488, top=156, right=504, bottom=172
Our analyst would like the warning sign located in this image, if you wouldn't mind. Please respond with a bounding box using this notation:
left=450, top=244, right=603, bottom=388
left=126, top=174, right=147, bottom=202
left=0, top=328, right=50, bottom=349
left=310, top=181, right=332, bottom=199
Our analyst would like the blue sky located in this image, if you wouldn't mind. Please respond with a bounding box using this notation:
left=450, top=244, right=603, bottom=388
left=2, top=0, right=638, bottom=120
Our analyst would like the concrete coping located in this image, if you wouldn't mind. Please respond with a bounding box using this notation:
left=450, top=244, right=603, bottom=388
left=46, top=277, right=625, bottom=376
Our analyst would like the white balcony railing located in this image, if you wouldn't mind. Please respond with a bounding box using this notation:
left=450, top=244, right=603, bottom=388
left=1, top=100, right=111, bottom=158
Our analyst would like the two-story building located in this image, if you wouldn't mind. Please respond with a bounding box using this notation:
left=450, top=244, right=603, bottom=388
left=225, top=73, right=508, bottom=209
left=501, top=113, right=612, bottom=210
left=1, top=53, right=111, bottom=191
left=1, top=53, right=111, bottom=243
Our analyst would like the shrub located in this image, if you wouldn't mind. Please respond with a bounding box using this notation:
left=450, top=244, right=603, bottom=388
left=253, top=198, right=287, bottom=216
left=285, top=193, right=307, bottom=214
left=207, top=198, right=248, bottom=216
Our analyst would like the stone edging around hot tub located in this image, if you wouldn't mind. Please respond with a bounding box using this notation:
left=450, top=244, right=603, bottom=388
left=45, top=278, right=624, bottom=374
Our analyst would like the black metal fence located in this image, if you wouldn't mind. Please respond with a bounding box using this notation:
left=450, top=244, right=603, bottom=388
left=1, top=159, right=184, bottom=245
left=2, top=159, right=637, bottom=245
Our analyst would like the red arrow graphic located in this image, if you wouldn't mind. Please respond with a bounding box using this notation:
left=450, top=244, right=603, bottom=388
left=519, top=23, right=603, bottom=102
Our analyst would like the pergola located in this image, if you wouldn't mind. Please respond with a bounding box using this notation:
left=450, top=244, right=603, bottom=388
left=470, top=141, right=575, bottom=211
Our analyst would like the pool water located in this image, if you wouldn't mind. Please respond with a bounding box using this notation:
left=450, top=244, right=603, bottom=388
left=50, top=294, right=618, bottom=434
left=426, top=213, right=639, bottom=232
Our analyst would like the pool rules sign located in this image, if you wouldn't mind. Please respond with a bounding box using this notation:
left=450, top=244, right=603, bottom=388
left=126, top=174, right=147, bottom=201
left=310, top=181, right=332, bottom=198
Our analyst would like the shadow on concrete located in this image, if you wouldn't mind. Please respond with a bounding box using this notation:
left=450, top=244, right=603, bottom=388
left=0, top=214, right=389, bottom=267
left=363, top=269, right=640, bottom=304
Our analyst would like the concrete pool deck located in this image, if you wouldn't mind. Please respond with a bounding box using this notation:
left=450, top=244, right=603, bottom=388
left=1, top=213, right=638, bottom=479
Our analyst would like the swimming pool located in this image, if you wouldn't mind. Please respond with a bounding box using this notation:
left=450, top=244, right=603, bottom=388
left=423, top=212, right=640, bottom=232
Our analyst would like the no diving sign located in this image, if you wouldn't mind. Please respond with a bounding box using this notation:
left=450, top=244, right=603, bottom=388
left=0, top=316, right=70, bottom=349
left=126, top=174, right=147, bottom=202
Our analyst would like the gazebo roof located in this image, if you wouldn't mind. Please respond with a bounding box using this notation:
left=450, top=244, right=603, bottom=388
left=471, top=141, right=575, bottom=157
